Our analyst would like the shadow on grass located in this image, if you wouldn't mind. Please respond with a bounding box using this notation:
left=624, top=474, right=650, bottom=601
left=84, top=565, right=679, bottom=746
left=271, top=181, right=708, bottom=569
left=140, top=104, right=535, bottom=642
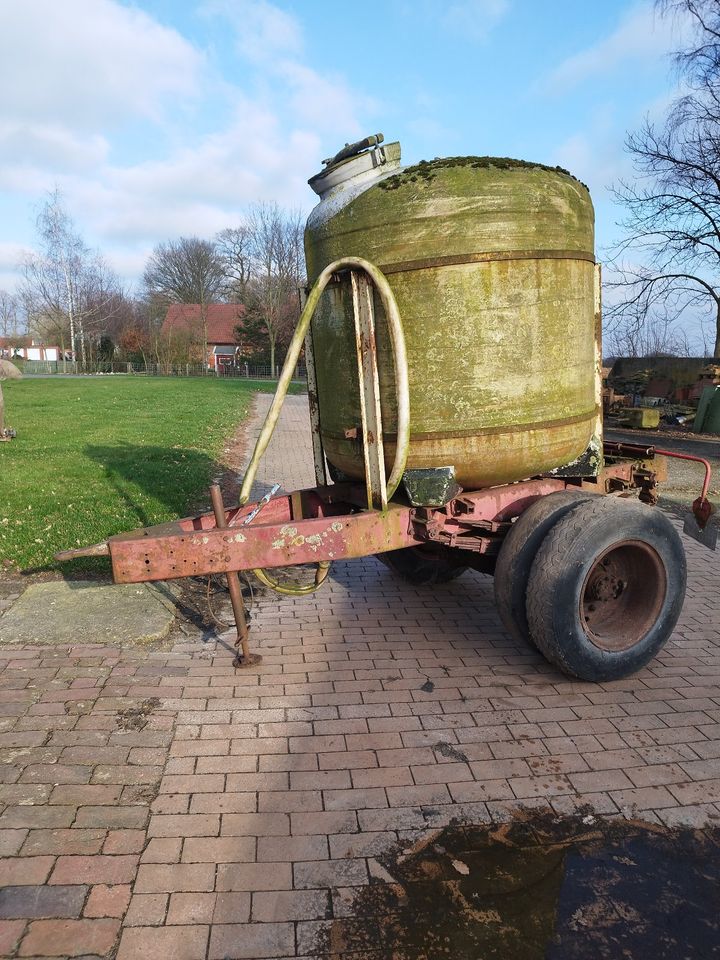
left=29, top=442, right=225, bottom=581
left=84, top=442, right=222, bottom=524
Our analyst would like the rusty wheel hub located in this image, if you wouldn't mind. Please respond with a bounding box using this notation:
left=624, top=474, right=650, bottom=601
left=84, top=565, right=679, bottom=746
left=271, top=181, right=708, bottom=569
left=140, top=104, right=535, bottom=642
left=580, top=540, right=667, bottom=652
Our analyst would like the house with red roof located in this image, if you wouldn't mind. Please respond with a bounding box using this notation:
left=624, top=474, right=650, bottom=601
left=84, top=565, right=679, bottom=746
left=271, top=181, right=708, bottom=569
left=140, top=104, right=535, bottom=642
left=161, top=304, right=245, bottom=370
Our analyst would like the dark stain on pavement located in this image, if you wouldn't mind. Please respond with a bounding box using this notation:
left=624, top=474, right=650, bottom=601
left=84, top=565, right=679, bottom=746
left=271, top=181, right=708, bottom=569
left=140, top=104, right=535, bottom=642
left=316, top=810, right=720, bottom=959
left=115, top=696, right=161, bottom=731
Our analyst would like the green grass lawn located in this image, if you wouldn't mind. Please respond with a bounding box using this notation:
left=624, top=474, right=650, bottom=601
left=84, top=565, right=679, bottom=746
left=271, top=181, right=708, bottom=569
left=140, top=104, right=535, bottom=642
left=0, top=376, right=298, bottom=577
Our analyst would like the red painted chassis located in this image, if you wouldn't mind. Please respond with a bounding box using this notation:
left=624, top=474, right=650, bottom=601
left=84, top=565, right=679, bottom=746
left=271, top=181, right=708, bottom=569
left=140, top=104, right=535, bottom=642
left=99, top=443, right=668, bottom=585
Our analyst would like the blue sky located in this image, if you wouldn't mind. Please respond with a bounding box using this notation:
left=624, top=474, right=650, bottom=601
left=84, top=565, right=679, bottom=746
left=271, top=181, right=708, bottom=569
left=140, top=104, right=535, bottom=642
left=0, top=0, right=690, bottom=294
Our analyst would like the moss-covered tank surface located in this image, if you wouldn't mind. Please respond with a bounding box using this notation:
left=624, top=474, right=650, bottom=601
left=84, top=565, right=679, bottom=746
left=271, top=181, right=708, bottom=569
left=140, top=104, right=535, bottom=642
left=305, top=157, right=597, bottom=489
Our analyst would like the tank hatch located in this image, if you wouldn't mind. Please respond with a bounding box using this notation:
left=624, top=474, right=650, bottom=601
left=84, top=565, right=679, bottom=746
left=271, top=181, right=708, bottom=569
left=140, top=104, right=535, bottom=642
left=308, top=134, right=401, bottom=197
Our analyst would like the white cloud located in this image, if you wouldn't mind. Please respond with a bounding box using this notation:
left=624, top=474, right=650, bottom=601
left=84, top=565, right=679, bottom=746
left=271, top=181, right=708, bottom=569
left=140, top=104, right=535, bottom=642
left=0, top=0, right=203, bottom=129
left=442, top=0, right=510, bottom=40
left=276, top=61, right=374, bottom=136
left=0, top=123, right=109, bottom=174
left=545, top=2, right=688, bottom=92
left=60, top=104, right=321, bottom=249
left=203, top=1, right=375, bottom=135
left=0, top=0, right=376, bottom=292
left=203, top=0, right=302, bottom=60
left=394, top=0, right=509, bottom=40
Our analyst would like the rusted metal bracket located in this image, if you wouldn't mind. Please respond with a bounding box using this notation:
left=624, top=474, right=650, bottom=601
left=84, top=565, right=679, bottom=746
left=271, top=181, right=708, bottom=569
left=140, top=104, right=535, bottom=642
left=303, top=314, right=327, bottom=489
left=350, top=270, right=387, bottom=512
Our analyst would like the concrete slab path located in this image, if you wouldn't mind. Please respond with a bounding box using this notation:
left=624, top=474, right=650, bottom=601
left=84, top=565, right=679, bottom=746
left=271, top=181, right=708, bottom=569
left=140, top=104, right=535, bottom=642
left=0, top=393, right=719, bottom=959
left=0, top=581, right=177, bottom=645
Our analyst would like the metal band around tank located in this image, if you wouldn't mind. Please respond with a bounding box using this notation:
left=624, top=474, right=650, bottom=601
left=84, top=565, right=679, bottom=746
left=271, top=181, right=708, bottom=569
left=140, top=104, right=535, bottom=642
left=378, top=249, right=596, bottom=276
left=322, top=409, right=598, bottom=443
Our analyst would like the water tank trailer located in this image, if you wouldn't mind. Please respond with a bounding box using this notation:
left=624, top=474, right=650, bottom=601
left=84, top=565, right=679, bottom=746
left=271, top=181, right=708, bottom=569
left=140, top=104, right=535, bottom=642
left=58, top=135, right=715, bottom=682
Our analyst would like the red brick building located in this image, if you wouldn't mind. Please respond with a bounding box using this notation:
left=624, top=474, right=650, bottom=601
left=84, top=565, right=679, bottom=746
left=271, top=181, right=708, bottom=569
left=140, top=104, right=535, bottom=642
left=161, top=304, right=245, bottom=370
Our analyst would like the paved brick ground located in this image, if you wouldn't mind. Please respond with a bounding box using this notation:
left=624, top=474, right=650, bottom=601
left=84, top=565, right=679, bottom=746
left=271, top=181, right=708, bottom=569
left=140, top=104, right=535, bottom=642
left=1, top=393, right=719, bottom=959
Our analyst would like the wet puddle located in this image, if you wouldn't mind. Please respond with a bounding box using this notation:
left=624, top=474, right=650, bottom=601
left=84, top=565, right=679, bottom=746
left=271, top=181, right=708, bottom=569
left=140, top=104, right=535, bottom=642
left=318, top=811, right=720, bottom=959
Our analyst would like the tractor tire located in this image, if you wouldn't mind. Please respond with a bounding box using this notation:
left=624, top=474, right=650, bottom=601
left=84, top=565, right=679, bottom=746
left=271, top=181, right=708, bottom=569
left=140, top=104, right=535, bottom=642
left=379, top=543, right=469, bottom=585
left=526, top=497, right=686, bottom=681
left=494, top=489, right=592, bottom=645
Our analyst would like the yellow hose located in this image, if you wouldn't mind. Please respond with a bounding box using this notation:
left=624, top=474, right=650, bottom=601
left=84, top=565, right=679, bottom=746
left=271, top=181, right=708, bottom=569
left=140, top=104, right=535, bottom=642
left=239, top=257, right=410, bottom=597
left=252, top=561, right=331, bottom=596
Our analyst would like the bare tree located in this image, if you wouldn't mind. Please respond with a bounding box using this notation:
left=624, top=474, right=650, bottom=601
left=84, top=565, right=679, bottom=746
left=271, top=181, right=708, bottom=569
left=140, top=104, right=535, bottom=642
left=216, top=226, right=253, bottom=301
left=241, top=204, right=305, bottom=372
left=143, top=237, right=225, bottom=366
left=607, top=0, right=720, bottom=358
left=0, top=291, right=20, bottom=339
left=20, top=190, right=120, bottom=363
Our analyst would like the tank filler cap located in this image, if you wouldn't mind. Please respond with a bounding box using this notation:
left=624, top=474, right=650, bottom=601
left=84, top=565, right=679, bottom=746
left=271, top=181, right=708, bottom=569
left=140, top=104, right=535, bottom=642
left=308, top=134, right=401, bottom=198
left=321, top=134, right=384, bottom=167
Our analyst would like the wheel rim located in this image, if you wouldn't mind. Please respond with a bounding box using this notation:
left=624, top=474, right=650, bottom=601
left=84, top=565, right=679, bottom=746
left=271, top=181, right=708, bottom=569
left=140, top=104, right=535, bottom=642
left=580, top=540, right=667, bottom=652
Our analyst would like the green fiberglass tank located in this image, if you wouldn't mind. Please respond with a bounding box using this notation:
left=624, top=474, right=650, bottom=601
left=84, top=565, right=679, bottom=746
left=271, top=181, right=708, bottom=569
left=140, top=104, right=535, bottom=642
left=304, top=138, right=599, bottom=491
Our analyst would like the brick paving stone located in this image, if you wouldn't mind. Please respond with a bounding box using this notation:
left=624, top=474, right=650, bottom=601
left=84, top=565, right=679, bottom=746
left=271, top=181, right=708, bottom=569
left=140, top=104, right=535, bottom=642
left=50, top=855, right=138, bottom=886
left=188, top=791, right=257, bottom=814
left=216, top=862, right=292, bottom=892
left=182, top=836, right=255, bottom=863
left=0, top=856, right=54, bottom=886
left=141, top=838, right=182, bottom=863
left=257, top=835, right=329, bottom=862
left=0, top=884, right=87, bottom=919
left=569, top=769, right=635, bottom=793
left=123, top=894, right=168, bottom=926
left=324, top=787, right=388, bottom=810
left=208, top=921, right=294, bottom=959
left=221, top=813, right=290, bottom=836
left=328, top=831, right=397, bottom=860
left=0, top=830, right=27, bottom=856
left=668, top=778, right=720, bottom=805
left=18, top=917, right=120, bottom=957
left=166, top=892, right=216, bottom=925
left=0, top=805, right=76, bottom=829
left=103, top=829, right=146, bottom=855
left=293, top=858, right=368, bottom=889
left=84, top=883, right=131, bottom=918
left=19, top=764, right=92, bottom=785
left=49, top=784, right=122, bottom=806
left=147, top=814, right=220, bottom=838
left=116, top=924, right=208, bottom=960
left=19, top=829, right=105, bottom=858
left=290, top=811, right=359, bottom=835
left=253, top=889, right=331, bottom=922
left=134, top=863, right=215, bottom=894
left=611, top=785, right=680, bottom=811
left=0, top=920, right=26, bottom=956
left=74, top=805, right=149, bottom=830
left=212, top=892, right=251, bottom=924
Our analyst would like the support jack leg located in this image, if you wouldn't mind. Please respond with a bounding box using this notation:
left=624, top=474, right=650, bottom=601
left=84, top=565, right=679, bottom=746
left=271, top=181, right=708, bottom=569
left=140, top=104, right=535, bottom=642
left=209, top=484, right=262, bottom=669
